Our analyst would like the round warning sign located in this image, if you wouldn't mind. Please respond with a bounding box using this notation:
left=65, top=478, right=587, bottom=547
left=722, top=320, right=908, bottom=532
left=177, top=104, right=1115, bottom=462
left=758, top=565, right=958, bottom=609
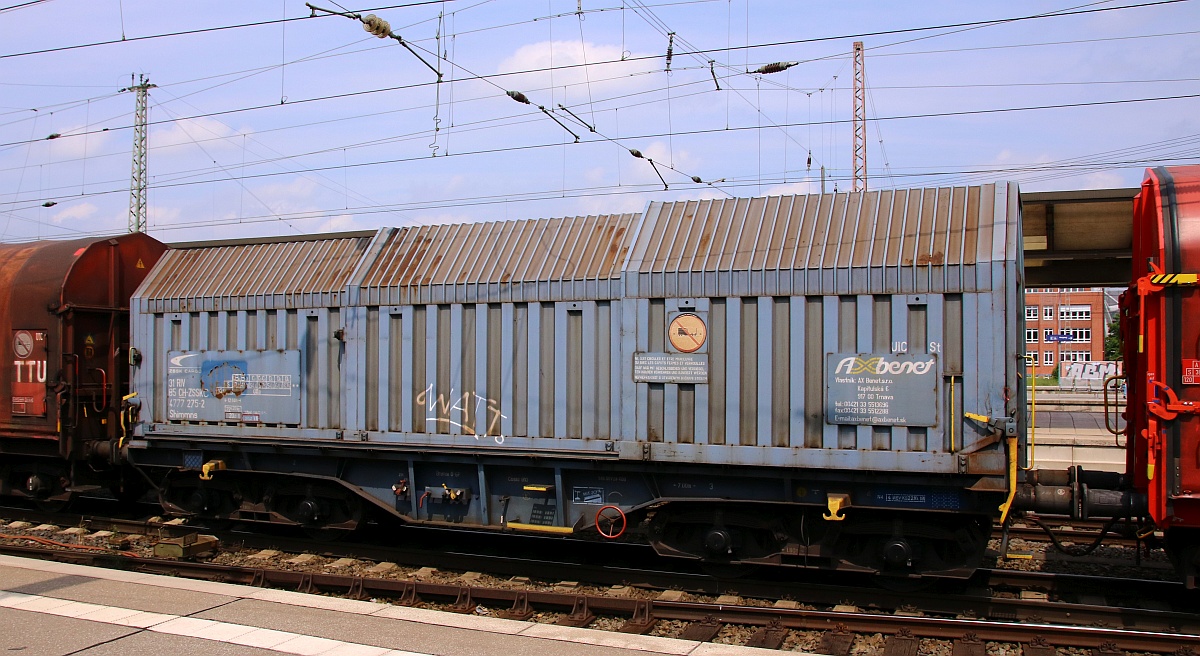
left=13, top=331, right=34, bottom=358
left=668, top=313, right=707, bottom=353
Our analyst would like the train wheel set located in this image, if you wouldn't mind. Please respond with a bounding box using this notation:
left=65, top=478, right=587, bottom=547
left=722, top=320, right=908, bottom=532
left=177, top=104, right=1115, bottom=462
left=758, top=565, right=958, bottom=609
left=2, top=168, right=1199, bottom=586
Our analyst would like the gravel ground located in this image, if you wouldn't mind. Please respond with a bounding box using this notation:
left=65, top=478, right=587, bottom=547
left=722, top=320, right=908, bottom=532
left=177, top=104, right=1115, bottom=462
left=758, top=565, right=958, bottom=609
left=986, top=531, right=1177, bottom=581
left=0, top=515, right=1182, bottom=655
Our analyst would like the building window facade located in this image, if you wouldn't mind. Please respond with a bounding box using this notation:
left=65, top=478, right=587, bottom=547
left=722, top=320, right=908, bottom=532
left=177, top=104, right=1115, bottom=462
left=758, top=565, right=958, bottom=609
left=1059, top=305, right=1091, bottom=321
left=1023, top=287, right=1105, bottom=365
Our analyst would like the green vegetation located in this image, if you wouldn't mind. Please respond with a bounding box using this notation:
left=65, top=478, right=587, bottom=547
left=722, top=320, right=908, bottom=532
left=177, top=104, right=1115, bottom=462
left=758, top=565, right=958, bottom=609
left=1104, top=315, right=1123, bottom=361
left=1030, top=366, right=1059, bottom=387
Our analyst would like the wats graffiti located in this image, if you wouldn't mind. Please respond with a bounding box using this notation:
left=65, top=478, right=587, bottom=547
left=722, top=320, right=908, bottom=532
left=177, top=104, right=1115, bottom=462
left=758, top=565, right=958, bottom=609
left=415, top=384, right=508, bottom=444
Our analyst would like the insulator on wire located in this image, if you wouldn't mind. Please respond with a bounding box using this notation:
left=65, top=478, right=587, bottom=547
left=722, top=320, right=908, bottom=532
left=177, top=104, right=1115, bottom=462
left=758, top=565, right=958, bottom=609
left=629, top=148, right=644, bottom=159
left=807, top=151, right=812, bottom=171
left=752, top=61, right=798, bottom=75
left=691, top=176, right=702, bottom=184
left=506, top=90, right=531, bottom=104
left=362, top=14, right=392, bottom=38
left=665, top=33, right=675, bottom=73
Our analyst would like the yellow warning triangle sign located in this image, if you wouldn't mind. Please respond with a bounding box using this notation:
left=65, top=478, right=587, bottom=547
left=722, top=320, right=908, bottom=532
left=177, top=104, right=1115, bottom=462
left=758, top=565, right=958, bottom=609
left=85, top=336, right=94, bottom=345
left=136, top=258, right=145, bottom=269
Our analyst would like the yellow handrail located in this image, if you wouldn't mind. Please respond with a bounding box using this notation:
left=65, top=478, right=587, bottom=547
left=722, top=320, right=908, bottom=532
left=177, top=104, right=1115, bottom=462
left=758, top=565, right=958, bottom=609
left=1023, top=357, right=1036, bottom=471
left=949, top=375, right=956, bottom=453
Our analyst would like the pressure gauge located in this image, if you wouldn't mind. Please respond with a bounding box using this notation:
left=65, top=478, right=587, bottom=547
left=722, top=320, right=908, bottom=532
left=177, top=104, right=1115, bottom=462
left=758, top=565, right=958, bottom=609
left=668, top=313, right=707, bottom=353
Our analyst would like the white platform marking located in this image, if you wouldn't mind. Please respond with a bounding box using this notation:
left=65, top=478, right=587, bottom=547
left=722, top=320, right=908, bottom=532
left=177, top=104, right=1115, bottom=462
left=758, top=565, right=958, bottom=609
left=0, top=591, right=429, bottom=656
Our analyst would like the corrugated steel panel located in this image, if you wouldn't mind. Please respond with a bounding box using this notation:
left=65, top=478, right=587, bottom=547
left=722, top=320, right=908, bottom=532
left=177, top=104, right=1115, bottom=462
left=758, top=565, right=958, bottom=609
left=133, top=184, right=1022, bottom=477
left=135, top=234, right=375, bottom=312
left=357, top=214, right=638, bottom=304
left=623, top=186, right=1001, bottom=298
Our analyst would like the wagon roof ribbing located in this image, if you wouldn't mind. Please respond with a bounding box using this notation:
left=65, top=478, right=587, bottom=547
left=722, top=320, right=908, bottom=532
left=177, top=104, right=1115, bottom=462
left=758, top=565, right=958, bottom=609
left=356, top=213, right=639, bottom=289
left=134, top=234, right=374, bottom=310
left=132, top=184, right=1016, bottom=309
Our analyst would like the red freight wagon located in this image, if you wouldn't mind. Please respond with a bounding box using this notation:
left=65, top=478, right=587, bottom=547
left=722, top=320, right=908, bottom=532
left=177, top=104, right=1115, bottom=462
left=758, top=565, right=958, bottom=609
left=1122, top=165, right=1200, bottom=584
left=0, top=232, right=166, bottom=507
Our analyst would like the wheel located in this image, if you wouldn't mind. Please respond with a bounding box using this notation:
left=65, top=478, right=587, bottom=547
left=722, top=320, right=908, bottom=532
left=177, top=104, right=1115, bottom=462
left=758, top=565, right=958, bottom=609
left=290, top=494, right=363, bottom=541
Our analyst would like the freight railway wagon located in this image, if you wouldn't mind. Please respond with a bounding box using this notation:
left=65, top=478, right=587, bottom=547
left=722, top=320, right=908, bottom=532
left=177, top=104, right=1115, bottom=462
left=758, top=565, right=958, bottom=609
left=0, top=233, right=167, bottom=507
left=1121, top=166, right=1200, bottom=584
left=126, top=184, right=1026, bottom=578
left=1010, top=166, right=1200, bottom=587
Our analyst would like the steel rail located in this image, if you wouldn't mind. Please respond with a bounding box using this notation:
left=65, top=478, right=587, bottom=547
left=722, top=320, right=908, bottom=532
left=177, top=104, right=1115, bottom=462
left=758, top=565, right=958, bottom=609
left=0, top=542, right=1195, bottom=652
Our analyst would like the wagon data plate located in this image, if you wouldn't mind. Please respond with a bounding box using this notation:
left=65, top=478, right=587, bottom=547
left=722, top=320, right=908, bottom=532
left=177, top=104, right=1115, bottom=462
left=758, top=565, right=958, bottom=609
left=166, top=350, right=301, bottom=423
left=825, top=353, right=938, bottom=427
left=633, top=352, right=708, bottom=384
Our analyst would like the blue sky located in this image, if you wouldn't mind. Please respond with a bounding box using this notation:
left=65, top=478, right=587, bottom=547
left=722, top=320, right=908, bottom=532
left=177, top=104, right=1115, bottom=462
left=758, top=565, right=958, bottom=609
left=1, top=0, right=1197, bottom=242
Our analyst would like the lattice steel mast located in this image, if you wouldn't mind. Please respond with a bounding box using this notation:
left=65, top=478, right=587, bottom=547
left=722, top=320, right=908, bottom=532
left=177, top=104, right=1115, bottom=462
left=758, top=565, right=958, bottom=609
left=121, top=74, right=155, bottom=233
left=852, top=42, right=866, bottom=192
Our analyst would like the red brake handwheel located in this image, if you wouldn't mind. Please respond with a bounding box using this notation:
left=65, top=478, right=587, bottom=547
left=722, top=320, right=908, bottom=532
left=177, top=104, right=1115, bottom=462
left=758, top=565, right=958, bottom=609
left=595, top=505, right=627, bottom=539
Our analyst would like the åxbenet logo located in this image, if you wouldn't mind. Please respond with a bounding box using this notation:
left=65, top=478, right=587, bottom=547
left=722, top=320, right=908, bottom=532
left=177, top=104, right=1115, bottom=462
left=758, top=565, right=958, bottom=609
left=835, top=356, right=935, bottom=375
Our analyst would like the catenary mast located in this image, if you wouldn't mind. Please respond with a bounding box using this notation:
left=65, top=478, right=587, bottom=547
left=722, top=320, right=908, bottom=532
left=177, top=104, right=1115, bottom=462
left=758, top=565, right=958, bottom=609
left=122, top=74, right=155, bottom=233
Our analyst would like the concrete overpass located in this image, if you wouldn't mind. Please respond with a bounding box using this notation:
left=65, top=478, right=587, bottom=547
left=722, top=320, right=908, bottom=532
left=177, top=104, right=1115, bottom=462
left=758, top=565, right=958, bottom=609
left=1021, top=187, right=1137, bottom=287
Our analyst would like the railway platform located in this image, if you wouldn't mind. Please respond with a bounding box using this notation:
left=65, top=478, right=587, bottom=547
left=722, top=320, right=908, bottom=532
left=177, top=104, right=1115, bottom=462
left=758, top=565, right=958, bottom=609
left=1028, top=411, right=1126, bottom=472
left=0, top=555, right=796, bottom=656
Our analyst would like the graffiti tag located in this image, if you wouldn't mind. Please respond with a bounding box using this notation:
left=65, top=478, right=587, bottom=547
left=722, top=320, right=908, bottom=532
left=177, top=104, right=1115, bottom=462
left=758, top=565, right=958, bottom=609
left=415, top=384, right=507, bottom=444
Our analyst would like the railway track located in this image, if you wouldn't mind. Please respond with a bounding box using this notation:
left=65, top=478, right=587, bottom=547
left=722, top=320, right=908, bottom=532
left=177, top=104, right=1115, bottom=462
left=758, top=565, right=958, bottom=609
left=1005, top=518, right=1151, bottom=550
left=2, top=505, right=1197, bottom=654
left=0, top=540, right=1194, bottom=653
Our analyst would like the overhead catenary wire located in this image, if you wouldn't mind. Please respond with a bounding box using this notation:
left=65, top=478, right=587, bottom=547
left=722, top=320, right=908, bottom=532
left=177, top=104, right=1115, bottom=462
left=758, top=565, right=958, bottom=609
left=5, top=86, right=1200, bottom=211
left=8, top=148, right=1197, bottom=244
left=10, top=18, right=1170, bottom=128
left=5, top=9, right=1196, bottom=172
left=0, top=0, right=52, bottom=13
left=307, top=3, right=443, bottom=79
left=3, top=0, right=1195, bottom=239
left=149, top=87, right=414, bottom=226
left=3, top=0, right=1191, bottom=152
left=151, top=102, right=305, bottom=234
left=0, top=0, right=463, bottom=61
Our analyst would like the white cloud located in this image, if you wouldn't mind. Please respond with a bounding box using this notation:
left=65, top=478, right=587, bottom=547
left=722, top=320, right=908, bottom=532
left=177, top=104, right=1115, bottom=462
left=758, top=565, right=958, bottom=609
left=583, top=166, right=607, bottom=184
left=1078, top=171, right=1126, bottom=190
left=641, top=141, right=700, bottom=172
left=496, top=40, right=658, bottom=108
left=152, top=117, right=244, bottom=151
left=577, top=192, right=649, bottom=216
left=254, top=176, right=317, bottom=201
left=46, top=127, right=111, bottom=159
left=316, top=213, right=359, bottom=232
left=148, top=205, right=182, bottom=224
left=50, top=202, right=97, bottom=224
